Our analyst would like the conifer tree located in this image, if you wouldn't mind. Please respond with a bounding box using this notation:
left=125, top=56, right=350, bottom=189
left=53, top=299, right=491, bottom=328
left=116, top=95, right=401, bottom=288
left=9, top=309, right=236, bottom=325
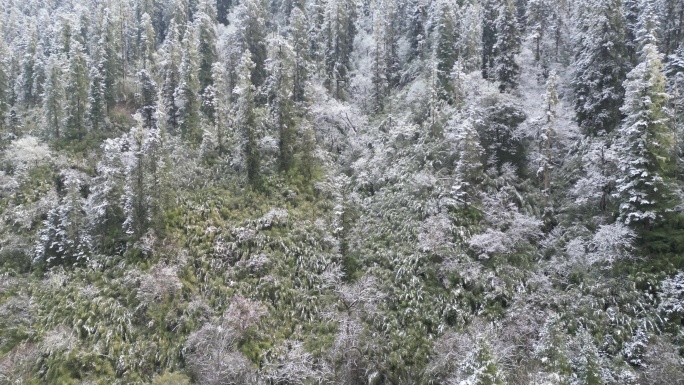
left=406, top=0, right=426, bottom=61
left=122, top=115, right=166, bottom=238
left=18, top=28, right=38, bottom=107
left=235, top=51, right=260, bottom=186
left=140, top=12, right=156, bottom=70
left=209, top=62, right=231, bottom=155
left=0, top=55, right=8, bottom=133
left=217, top=0, right=234, bottom=25
left=494, top=0, right=521, bottom=92
left=43, top=55, right=65, bottom=138
left=615, top=3, right=674, bottom=229
left=481, top=0, right=499, bottom=80
left=322, top=0, right=357, bottom=98
left=196, top=10, right=218, bottom=93
left=176, top=25, right=201, bottom=142
left=371, top=12, right=388, bottom=112
left=99, top=10, right=122, bottom=114
left=660, top=0, right=684, bottom=56
left=88, top=65, right=105, bottom=131
left=572, top=0, right=628, bottom=135
left=526, top=0, right=553, bottom=61
left=161, top=20, right=183, bottom=133
left=237, top=0, right=268, bottom=88
left=289, top=7, right=309, bottom=103
left=266, top=37, right=297, bottom=172
left=539, top=71, right=559, bottom=205
left=459, top=3, right=482, bottom=73
left=66, top=41, right=89, bottom=140
left=138, top=69, right=158, bottom=128
left=35, top=170, right=90, bottom=266
left=433, top=0, right=457, bottom=102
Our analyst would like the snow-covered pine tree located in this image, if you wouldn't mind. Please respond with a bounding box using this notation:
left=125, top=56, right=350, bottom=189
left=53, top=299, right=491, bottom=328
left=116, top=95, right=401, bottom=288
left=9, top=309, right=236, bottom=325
left=35, top=170, right=91, bottom=266
left=122, top=114, right=167, bottom=239
left=322, top=0, right=357, bottom=99
left=482, top=0, right=499, bottom=80
left=43, top=55, right=65, bottom=138
left=235, top=51, right=261, bottom=186
left=161, top=20, right=183, bottom=134
left=289, top=6, right=309, bottom=103
left=88, top=65, right=105, bottom=132
left=236, top=0, right=268, bottom=88
left=17, top=26, right=38, bottom=108
left=494, top=0, right=521, bottom=92
left=432, top=0, right=457, bottom=102
left=139, top=12, right=156, bottom=70
left=458, top=3, right=482, bottom=73
left=176, top=23, right=201, bottom=142
left=572, top=0, right=628, bottom=136
left=196, top=9, right=217, bottom=94
left=615, top=1, right=674, bottom=229
left=371, top=9, right=388, bottom=112
left=659, top=0, right=684, bottom=56
left=539, top=71, right=559, bottom=205
left=137, top=69, right=157, bottom=129
left=65, top=41, right=89, bottom=140
left=86, top=136, right=125, bottom=251
left=526, top=0, right=553, bottom=61
left=265, top=36, right=297, bottom=173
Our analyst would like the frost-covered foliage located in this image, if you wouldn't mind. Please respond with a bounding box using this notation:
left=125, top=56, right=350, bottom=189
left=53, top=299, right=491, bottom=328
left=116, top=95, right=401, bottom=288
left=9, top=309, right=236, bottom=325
left=1, top=0, right=683, bottom=384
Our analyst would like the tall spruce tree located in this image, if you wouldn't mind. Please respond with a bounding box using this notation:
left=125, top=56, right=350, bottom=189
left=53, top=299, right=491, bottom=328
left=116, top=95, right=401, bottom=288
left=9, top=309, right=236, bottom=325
left=235, top=51, right=260, bottom=186
left=615, top=3, right=674, bottom=229
left=176, top=25, right=201, bottom=142
left=65, top=41, right=89, bottom=140
left=482, top=0, right=499, bottom=80
left=494, top=0, right=521, bottom=92
left=572, top=0, right=628, bottom=136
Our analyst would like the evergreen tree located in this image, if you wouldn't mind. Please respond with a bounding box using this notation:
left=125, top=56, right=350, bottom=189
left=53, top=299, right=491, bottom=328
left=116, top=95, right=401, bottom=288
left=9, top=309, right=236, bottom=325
left=482, top=0, right=499, bottom=80
left=266, top=37, right=297, bottom=173
left=161, top=20, right=183, bottom=133
left=140, top=12, right=156, bottom=70
left=572, top=0, right=628, bottom=135
left=0, top=44, right=12, bottom=133
left=371, top=11, right=388, bottom=112
left=615, top=8, right=674, bottom=229
left=406, top=0, right=426, bottom=61
left=43, top=55, right=65, bottom=138
left=322, top=0, right=357, bottom=99
left=433, top=0, right=457, bottom=102
left=452, top=117, right=484, bottom=205
left=217, top=0, right=234, bottom=25
left=459, top=3, right=483, bottom=73
left=526, top=0, right=553, bottom=61
left=176, top=25, right=201, bottom=142
left=289, top=7, right=309, bottom=103
left=35, top=170, right=91, bottom=266
left=88, top=65, right=105, bottom=131
left=122, top=115, right=167, bottom=238
left=17, top=27, right=38, bottom=107
left=236, top=0, right=268, bottom=88
left=86, top=137, right=125, bottom=252
left=65, top=41, right=89, bottom=140
left=196, top=10, right=218, bottom=93
left=138, top=69, right=158, bottom=128
left=209, top=62, right=231, bottom=155
left=235, top=51, right=260, bottom=186
left=539, top=71, right=559, bottom=205
left=660, top=0, right=684, bottom=56
left=99, top=10, right=122, bottom=114
left=494, top=0, right=521, bottom=92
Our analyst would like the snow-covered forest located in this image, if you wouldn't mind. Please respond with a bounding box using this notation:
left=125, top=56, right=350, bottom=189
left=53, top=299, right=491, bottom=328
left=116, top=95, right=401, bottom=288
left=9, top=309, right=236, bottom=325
left=0, top=0, right=683, bottom=383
